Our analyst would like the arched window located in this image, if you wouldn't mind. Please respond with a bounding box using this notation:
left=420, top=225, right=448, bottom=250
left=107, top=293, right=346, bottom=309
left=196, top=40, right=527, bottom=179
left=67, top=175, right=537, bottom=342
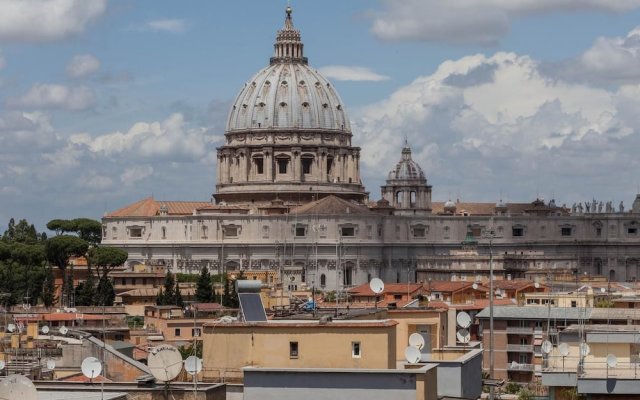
left=410, top=191, right=417, bottom=208
left=396, top=191, right=403, bottom=206
left=320, top=274, right=326, bottom=287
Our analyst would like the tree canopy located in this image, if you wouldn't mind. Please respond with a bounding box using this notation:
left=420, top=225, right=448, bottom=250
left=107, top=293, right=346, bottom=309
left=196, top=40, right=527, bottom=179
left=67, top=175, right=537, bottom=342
left=88, top=246, right=128, bottom=279
left=47, top=218, right=102, bottom=244
left=195, top=266, right=214, bottom=303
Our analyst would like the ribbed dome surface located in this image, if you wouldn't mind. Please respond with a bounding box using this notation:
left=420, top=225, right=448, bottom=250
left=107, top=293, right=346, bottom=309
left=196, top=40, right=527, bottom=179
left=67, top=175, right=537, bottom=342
left=226, top=63, right=350, bottom=132
left=387, top=146, right=426, bottom=181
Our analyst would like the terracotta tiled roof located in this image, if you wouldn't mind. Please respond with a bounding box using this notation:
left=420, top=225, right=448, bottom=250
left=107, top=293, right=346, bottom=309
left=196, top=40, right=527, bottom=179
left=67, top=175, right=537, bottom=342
left=480, top=279, right=538, bottom=291
left=290, top=195, right=372, bottom=215
left=426, top=281, right=479, bottom=293
left=106, top=197, right=212, bottom=217
left=348, top=282, right=423, bottom=296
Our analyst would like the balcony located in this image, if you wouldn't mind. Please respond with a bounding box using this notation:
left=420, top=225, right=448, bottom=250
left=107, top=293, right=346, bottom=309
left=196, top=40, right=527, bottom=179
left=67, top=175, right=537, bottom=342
left=507, top=344, right=534, bottom=353
left=506, top=326, right=534, bottom=335
left=507, top=363, right=535, bottom=372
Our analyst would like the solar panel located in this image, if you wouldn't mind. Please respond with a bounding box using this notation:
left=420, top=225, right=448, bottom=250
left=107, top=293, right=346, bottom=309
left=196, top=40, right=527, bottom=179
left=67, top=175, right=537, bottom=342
left=238, top=293, right=268, bottom=322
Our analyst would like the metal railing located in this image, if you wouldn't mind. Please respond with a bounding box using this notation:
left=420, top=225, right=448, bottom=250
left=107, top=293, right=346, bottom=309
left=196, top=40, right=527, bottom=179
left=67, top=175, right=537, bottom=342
left=507, top=344, right=534, bottom=353
left=507, top=363, right=535, bottom=371
left=506, top=326, right=534, bottom=334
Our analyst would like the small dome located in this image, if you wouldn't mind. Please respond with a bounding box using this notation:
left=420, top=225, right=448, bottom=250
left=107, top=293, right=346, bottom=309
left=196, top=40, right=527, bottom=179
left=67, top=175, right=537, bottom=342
left=444, top=200, right=456, bottom=209
left=387, top=145, right=426, bottom=182
left=496, top=199, right=507, bottom=209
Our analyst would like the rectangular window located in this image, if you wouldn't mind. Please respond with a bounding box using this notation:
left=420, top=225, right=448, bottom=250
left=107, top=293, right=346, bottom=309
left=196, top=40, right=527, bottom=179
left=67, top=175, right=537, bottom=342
left=289, top=341, right=299, bottom=358
left=277, top=159, right=288, bottom=174
left=561, top=227, right=572, bottom=236
left=224, top=226, right=238, bottom=237
left=192, top=328, right=201, bottom=337
left=295, top=226, right=306, bottom=237
left=254, top=157, right=264, bottom=174
left=628, top=228, right=637, bottom=235
left=302, top=158, right=313, bottom=174
left=129, top=227, right=143, bottom=238
left=512, top=227, right=524, bottom=237
left=341, top=227, right=355, bottom=237
left=596, top=228, right=602, bottom=237
left=571, top=301, right=577, bottom=308
left=175, top=328, right=181, bottom=337
left=352, top=342, right=361, bottom=358
left=413, top=227, right=426, bottom=237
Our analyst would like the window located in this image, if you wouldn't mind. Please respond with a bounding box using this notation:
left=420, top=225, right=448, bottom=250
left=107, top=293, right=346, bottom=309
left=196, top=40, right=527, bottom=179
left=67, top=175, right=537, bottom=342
left=295, top=226, right=306, bottom=237
left=571, top=301, right=577, bottom=308
left=129, top=227, right=143, bottom=238
left=302, top=157, right=313, bottom=174
left=223, top=226, right=239, bottom=237
left=161, top=227, right=166, bottom=239
left=341, top=226, right=355, bottom=237
left=102, top=225, right=107, bottom=238
left=512, top=227, right=524, bottom=237
left=254, top=157, right=264, bottom=174
left=352, top=342, right=361, bottom=358
left=277, top=158, right=288, bottom=174
left=320, top=274, right=326, bottom=287
left=394, top=294, right=402, bottom=300
left=175, top=328, right=181, bottom=337
left=262, top=225, right=270, bottom=239
left=289, top=341, right=299, bottom=358
left=561, top=227, right=572, bottom=236
left=628, top=228, right=638, bottom=235
left=326, top=156, right=334, bottom=176
left=596, top=227, right=602, bottom=237
left=192, top=328, right=201, bottom=337
left=112, top=227, right=117, bottom=239
left=413, top=226, right=426, bottom=238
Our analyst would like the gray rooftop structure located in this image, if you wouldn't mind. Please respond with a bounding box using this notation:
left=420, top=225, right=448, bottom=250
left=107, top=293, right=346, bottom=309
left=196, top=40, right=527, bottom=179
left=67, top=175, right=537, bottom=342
left=476, top=306, right=640, bottom=322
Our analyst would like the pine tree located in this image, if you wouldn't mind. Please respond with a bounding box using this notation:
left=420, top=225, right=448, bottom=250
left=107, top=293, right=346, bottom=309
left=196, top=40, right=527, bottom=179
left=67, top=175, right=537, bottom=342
left=95, top=276, right=115, bottom=306
left=76, top=267, right=96, bottom=306
left=42, top=267, right=56, bottom=307
left=156, top=287, right=164, bottom=305
left=175, top=282, right=184, bottom=308
left=195, top=266, right=213, bottom=303
left=161, top=271, right=177, bottom=305
left=222, top=275, right=233, bottom=307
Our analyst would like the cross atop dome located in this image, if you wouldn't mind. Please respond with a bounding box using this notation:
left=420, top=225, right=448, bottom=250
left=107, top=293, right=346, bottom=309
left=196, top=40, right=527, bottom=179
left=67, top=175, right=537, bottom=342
left=271, top=6, right=307, bottom=65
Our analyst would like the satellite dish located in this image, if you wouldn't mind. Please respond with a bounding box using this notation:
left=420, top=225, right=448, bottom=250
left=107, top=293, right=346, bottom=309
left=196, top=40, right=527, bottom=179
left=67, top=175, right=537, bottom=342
left=534, top=282, right=540, bottom=289
left=606, top=354, right=617, bottom=368
left=541, top=340, right=553, bottom=354
left=59, top=326, right=68, bottom=336
left=409, top=333, right=425, bottom=350
left=580, top=342, right=590, bottom=357
left=0, top=361, right=5, bottom=370
left=369, top=278, right=384, bottom=295
left=404, top=346, right=421, bottom=363
left=558, top=343, right=570, bottom=357
left=184, top=356, right=203, bottom=376
left=472, top=283, right=478, bottom=290
left=510, top=361, right=518, bottom=368
left=41, top=325, right=49, bottom=334
left=46, top=360, right=56, bottom=370
left=147, top=344, right=183, bottom=382
left=456, top=328, right=471, bottom=344
left=7, top=324, right=15, bottom=333
left=0, top=374, right=38, bottom=400
left=456, top=311, right=472, bottom=328
left=600, top=287, right=606, bottom=293
left=81, top=357, right=103, bottom=379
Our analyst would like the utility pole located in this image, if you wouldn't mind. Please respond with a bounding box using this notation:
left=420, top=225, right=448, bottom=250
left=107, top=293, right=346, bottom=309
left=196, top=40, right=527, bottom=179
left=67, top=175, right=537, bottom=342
left=483, top=223, right=499, bottom=400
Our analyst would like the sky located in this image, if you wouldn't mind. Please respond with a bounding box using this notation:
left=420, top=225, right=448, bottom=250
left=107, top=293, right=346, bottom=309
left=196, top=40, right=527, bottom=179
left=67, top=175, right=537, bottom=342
left=3, top=0, right=640, bottom=230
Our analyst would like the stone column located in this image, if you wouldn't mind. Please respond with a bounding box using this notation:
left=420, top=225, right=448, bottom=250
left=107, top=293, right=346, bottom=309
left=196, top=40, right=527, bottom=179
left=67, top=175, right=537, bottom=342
left=292, top=147, right=302, bottom=182
left=264, top=147, right=273, bottom=182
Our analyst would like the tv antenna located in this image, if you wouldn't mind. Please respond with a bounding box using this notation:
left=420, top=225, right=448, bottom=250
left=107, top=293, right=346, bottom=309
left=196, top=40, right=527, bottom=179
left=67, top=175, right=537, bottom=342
left=0, top=374, right=38, bottom=400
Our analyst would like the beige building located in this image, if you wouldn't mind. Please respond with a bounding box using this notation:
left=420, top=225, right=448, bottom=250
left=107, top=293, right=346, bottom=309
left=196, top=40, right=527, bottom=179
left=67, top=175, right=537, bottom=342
left=202, top=319, right=397, bottom=382
left=102, top=6, right=640, bottom=293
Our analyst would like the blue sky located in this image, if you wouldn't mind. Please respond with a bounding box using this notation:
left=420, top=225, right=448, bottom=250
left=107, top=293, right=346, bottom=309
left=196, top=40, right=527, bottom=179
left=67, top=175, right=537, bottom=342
left=2, top=0, right=640, bottom=229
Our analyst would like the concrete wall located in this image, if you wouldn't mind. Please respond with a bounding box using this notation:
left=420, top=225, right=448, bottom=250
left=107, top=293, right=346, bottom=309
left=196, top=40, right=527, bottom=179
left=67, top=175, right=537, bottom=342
left=386, top=310, right=443, bottom=361
left=202, top=322, right=396, bottom=381
left=243, top=367, right=438, bottom=400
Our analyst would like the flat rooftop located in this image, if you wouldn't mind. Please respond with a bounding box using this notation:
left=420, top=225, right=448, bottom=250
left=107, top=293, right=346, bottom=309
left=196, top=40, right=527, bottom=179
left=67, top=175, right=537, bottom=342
left=204, top=319, right=398, bottom=328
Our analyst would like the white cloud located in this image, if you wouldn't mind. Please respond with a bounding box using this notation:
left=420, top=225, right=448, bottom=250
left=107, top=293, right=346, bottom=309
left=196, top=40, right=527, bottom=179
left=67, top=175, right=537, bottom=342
left=370, top=0, right=640, bottom=45
left=139, top=19, right=187, bottom=34
left=354, top=51, right=639, bottom=203
left=71, top=113, right=213, bottom=160
left=66, top=54, right=101, bottom=78
left=0, top=0, right=107, bottom=43
left=7, top=84, right=95, bottom=110
left=556, top=27, right=640, bottom=84
left=120, top=165, right=154, bottom=186
left=318, top=66, right=390, bottom=82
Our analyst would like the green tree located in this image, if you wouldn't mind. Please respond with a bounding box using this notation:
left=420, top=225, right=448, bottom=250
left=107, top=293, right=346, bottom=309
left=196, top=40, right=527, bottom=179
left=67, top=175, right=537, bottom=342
left=156, top=287, right=164, bottom=305
left=157, top=272, right=177, bottom=306
left=178, top=341, right=203, bottom=359
left=46, top=218, right=102, bottom=245
left=175, top=282, right=184, bottom=308
left=195, top=266, right=214, bottom=303
left=88, top=246, right=128, bottom=280
left=45, top=235, right=89, bottom=306
left=517, top=388, right=534, bottom=400
left=75, top=267, right=96, bottom=306
left=222, top=275, right=234, bottom=307
left=42, top=267, right=56, bottom=307
left=95, top=276, right=115, bottom=306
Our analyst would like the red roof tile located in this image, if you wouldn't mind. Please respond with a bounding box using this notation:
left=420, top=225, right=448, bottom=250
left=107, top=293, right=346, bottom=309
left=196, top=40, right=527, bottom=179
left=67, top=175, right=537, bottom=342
left=106, top=197, right=212, bottom=217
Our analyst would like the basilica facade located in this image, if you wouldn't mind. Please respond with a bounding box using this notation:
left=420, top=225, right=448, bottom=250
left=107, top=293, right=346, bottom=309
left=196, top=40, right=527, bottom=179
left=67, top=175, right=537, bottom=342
left=102, top=7, right=640, bottom=291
